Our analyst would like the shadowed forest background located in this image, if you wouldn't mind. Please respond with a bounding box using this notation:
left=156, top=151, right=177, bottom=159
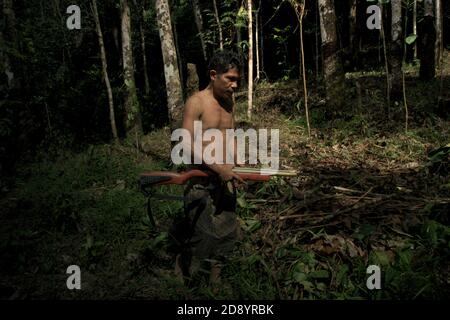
left=1, top=0, right=449, bottom=299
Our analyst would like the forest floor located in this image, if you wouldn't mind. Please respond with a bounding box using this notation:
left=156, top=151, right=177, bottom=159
left=1, top=57, right=449, bottom=300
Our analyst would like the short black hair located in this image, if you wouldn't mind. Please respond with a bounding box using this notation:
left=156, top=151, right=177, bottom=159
left=207, top=50, right=241, bottom=75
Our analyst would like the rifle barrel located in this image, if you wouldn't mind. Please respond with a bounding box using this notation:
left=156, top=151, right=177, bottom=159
left=232, top=167, right=297, bottom=176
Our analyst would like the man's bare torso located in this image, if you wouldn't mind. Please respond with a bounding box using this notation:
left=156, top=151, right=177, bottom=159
left=182, top=87, right=235, bottom=165
left=192, top=89, right=233, bottom=131
left=181, top=65, right=242, bottom=180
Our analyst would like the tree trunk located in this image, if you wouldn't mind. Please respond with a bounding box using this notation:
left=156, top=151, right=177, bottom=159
left=186, top=63, right=199, bottom=98
left=155, top=0, right=184, bottom=128
left=3, top=0, right=20, bottom=90
left=212, top=0, right=223, bottom=50
left=247, top=0, right=253, bottom=120
left=380, top=4, right=391, bottom=117
left=236, top=23, right=246, bottom=86
left=140, top=5, right=150, bottom=96
left=191, top=0, right=207, bottom=61
left=413, top=0, right=417, bottom=60
left=3, top=0, right=17, bottom=41
left=318, top=0, right=345, bottom=111
left=349, top=0, right=358, bottom=68
left=51, top=0, right=72, bottom=62
left=315, top=0, right=320, bottom=84
left=92, top=0, right=118, bottom=140
left=390, top=0, right=402, bottom=100
left=294, top=1, right=310, bottom=137
left=171, top=15, right=184, bottom=98
left=435, top=0, right=442, bottom=70
left=255, top=0, right=260, bottom=81
left=419, top=0, right=436, bottom=80
left=259, top=1, right=264, bottom=78
left=121, top=0, right=142, bottom=135
left=113, top=27, right=122, bottom=66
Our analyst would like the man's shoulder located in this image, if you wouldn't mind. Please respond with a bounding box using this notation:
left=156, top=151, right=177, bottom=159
left=187, top=89, right=210, bottom=101
left=185, top=90, right=210, bottom=109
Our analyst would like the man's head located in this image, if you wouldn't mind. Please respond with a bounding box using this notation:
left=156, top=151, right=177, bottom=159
left=208, top=50, right=241, bottom=75
left=208, top=50, right=241, bottom=104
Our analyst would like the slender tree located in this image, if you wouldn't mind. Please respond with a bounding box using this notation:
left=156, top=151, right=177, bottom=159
left=139, top=1, right=151, bottom=96
left=435, top=0, right=442, bottom=70
left=91, top=0, right=118, bottom=140
left=413, top=0, right=418, bottom=60
left=349, top=0, right=358, bottom=64
left=436, top=0, right=444, bottom=109
left=315, top=0, right=320, bottom=84
left=291, top=0, right=310, bottom=137
left=170, top=3, right=184, bottom=96
left=318, top=0, right=345, bottom=111
left=247, top=0, right=254, bottom=120
left=2, top=0, right=18, bottom=90
left=236, top=3, right=246, bottom=85
left=121, top=0, right=143, bottom=136
left=390, top=0, right=403, bottom=100
left=380, top=4, right=391, bottom=117
left=419, top=0, right=436, bottom=80
left=191, top=0, right=207, bottom=61
left=255, top=0, right=261, bottom=81
left=402, top=1, right=411, bottom=132
left=155, top=0, right=184, bottom=127
left=212, top=0, right=224, bottom=50
left=259, top=0, right=264, bottom=78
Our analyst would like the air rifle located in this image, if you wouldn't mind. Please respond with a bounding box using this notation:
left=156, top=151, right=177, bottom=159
left=139, top=167, right=297, bottom=187
left=138, top=167, right=297, bottom=227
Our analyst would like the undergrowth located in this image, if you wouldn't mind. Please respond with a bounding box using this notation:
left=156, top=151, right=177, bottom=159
left=1, top=76, right=449, bottom=300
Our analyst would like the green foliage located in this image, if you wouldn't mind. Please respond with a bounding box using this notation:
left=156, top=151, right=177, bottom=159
left=236, top=5, right=248, bottom=28
left=405, top=34, right=417, bottom=45
left=201, top=0, right=239, bottom=52
left=427, top=144, right=450, bottom=164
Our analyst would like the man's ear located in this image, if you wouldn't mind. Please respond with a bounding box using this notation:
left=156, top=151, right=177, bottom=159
left=209, top=70, right=217, bottom=81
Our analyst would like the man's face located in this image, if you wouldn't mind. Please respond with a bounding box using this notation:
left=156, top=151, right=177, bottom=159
left=210, top=67, right=240, bottom=103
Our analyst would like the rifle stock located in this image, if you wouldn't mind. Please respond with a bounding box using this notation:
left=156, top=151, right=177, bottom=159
left=139, top=169, right=274, bottom=187
left=140, top=170, right=208, bottom=186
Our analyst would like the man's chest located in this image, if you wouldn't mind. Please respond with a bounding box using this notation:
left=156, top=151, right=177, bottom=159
left=200, top=106, right=233, bottom=130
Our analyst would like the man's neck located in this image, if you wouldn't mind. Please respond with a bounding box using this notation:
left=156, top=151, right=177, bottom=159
left=207, top=84, right=234, bottom=112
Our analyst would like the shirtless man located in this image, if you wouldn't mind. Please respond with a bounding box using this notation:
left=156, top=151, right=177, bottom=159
left=174, top=50, right=243, bottom=285
left=182, top=52, right=244, bottom=181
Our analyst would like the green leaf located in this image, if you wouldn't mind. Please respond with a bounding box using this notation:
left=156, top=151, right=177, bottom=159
left=243, top=218, right=261, bottom=233
left=428, top=145, right=450, bottom=163
left=336, top=264, right=349, bottom=287
left=310, top=270, right=330, bottom=279
left=149, top=232, right=168, bottom=249
left=293, top=271, right=308, bottom=283
left=293, top=271, right=315, bottom=292
left=372, top=250, right=391, bottom=267
left=237, top=196, right=247, bottom=208
left=245, top=254, right=261, bottom=266
left=405, top=34, right=417, bottom=45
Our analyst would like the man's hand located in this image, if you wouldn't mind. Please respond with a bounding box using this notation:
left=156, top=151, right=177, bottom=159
left=215, top=164, right=245, bottom=184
